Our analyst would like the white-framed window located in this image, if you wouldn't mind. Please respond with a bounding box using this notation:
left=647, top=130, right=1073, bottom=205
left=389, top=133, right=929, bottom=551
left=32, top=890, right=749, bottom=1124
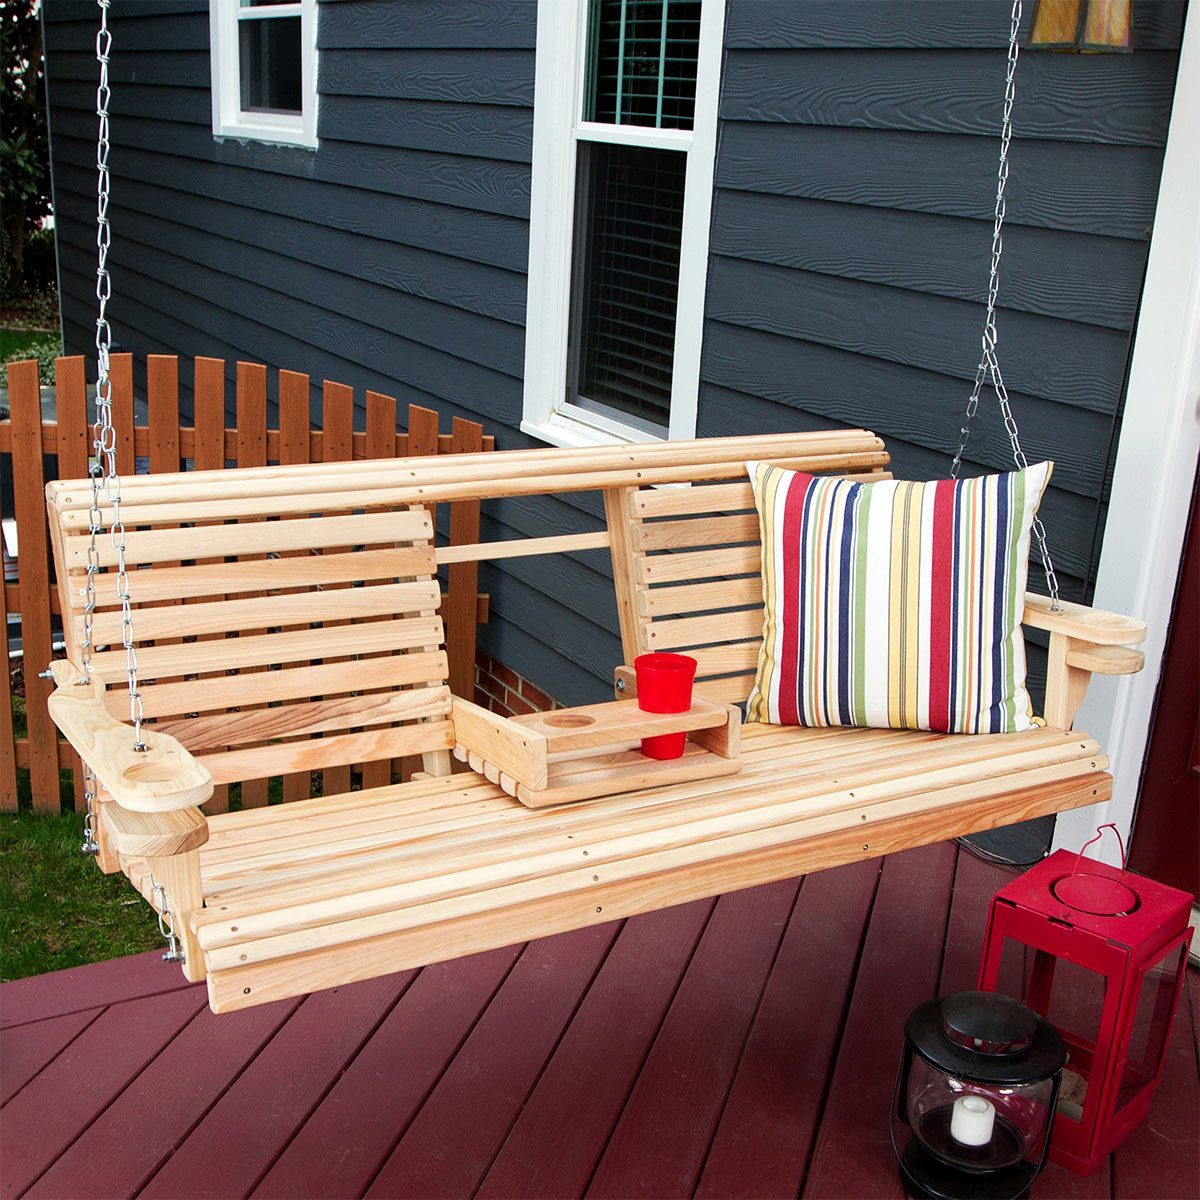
left=209, top=0, right=318, bottom=148
left=521, top=0, right=726, bottom=448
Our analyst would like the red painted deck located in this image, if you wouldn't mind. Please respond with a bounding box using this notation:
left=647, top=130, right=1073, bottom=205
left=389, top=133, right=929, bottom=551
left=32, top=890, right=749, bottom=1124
left=2, top=847, right=1196, bottom=1199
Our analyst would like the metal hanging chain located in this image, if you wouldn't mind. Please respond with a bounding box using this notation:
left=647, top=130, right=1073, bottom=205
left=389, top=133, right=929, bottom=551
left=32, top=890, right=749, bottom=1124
left=950, top=0, right=1061, bottom=610
left=80, top=0, right=147, bottom=752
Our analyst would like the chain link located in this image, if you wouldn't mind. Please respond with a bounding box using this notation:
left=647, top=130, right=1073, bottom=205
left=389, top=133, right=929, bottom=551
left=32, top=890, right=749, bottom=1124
left=82, top=0, right=148, bottom=748
left=149, top=875, right=185, bottom=964
left=950, top=0, right=1060, bottom=610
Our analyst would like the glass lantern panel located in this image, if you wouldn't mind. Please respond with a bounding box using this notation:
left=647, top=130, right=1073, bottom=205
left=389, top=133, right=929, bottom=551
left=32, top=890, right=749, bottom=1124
left=1114, top=941, right=1187, bottom=1112
left=905, top=1055, right=1056, bottom=1171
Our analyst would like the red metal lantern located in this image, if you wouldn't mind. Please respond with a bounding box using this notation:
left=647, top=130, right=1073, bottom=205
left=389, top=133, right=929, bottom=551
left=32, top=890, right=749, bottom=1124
left=978, top=829, right=1194, bottom=1175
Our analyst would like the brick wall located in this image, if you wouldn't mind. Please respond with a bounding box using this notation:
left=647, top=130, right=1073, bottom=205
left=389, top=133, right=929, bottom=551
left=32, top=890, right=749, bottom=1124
left=474, top=650, right=561, bottom=717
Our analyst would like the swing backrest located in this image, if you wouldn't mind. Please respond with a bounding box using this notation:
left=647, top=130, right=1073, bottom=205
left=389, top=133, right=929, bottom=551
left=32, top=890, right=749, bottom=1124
left=45, top=491, right=452, bottom=787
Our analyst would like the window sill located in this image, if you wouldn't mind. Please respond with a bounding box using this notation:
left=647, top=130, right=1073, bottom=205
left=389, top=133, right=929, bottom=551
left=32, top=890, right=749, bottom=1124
left=520, top=410, right=662, bottom=450
left=213, top=119, right=317, bottom=149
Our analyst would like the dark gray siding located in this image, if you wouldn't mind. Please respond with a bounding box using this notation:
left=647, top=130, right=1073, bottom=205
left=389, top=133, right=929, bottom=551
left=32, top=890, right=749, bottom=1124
left=701, top=0, right=1186, bottom=614
left=44, top=0, right=534, bottom=432
left=43, top=1, right=1185, bottom=707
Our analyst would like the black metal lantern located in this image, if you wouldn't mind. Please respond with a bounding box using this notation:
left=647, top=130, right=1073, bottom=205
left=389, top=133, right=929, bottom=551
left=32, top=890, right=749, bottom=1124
left=892, top=991, right=1066, bottom=1200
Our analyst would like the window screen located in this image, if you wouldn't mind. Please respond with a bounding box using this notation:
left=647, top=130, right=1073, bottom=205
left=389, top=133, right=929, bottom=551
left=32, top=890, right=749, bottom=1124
left=584, top=0, right=702, bottom=130
left=570, top=143, right=686, bottom=430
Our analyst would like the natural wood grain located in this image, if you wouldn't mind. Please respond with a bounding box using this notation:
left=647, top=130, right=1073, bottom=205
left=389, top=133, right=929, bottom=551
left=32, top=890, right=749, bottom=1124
left=100, top=802, right=208, bottom=858
left=9, top=359, right=59, bottom=810
left=46, top=661, right=213, bottom=812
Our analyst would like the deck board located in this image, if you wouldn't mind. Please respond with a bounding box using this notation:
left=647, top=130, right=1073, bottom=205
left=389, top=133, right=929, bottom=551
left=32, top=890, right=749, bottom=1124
left=585, top=880, right=801, bottom=1199
left=477, top=900, right=715, bottom=1200
left=803, top=843, right=957, bottom=1199
left=0, top=1007, right=101, bottom=1106
left=365, top=924, right=620, bottom=1200
left=0, top=988, right=206, bottom=1197
left=1, top=850, right=1196, bottom=1200
left=695, top=859, right=879, bottom=1200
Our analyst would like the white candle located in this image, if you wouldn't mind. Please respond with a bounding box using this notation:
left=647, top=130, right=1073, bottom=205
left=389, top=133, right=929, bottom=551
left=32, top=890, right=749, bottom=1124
left=950, top=1095, right=996, bottom=1146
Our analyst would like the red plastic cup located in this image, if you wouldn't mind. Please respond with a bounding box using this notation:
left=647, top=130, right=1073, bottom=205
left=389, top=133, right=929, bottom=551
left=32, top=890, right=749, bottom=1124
left=634, top=652, right=698, bottom=760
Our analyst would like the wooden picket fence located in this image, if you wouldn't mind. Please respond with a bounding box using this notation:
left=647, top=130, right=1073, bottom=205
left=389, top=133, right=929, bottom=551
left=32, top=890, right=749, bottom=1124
left=0, top=353, right=492, bottom=814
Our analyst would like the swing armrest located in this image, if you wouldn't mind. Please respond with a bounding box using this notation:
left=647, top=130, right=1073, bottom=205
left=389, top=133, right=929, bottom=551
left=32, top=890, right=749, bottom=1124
left=100, top=801, right=208, bottom=858
left=1021, top=596, right=1146, bottom=730
left=46, top=661, right=214, bottom=813
left=1021, top=593, right=1146, bottom=646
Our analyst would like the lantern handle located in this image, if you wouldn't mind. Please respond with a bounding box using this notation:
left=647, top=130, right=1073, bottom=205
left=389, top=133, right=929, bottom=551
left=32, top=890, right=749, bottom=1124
left=1073, top=823, right=1127, bottom=874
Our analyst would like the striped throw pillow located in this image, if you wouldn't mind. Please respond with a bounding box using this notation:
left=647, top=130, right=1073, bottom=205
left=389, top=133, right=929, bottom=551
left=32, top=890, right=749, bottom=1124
left=746, top=461, right=1053, bottom=735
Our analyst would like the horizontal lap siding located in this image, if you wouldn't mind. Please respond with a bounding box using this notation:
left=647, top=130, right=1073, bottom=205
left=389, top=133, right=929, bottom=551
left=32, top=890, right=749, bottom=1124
left=701, top=0, right=1185, bottom=619
left=43, top=1, right=1184, bottom=708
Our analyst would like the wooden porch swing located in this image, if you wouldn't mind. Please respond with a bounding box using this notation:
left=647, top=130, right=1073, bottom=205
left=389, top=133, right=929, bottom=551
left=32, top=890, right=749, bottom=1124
left=42, top=0, right=1145, bottom=1012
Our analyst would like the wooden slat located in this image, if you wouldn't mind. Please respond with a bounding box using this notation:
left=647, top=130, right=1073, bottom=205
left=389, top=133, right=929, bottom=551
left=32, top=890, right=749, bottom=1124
left=9, top=359, right=59, bottom=811
left=160, top=686, right=452, bottom=753
left=639, top=545, right=762, bottom=585
left=108, top=352, right=135, bottom=475
left=635, top=481, right=757, bottom=519
left=644, top=608, right=764, bottom=651
left=204, top=721, right=456, bottom=786
left=236, top=362, right=269, bottom=808
left=401, top=404, right=441, bottom=785
left=88, top=579, right=442, bottom=644
left=434, top=530, right=611, bottom=564
left=73, top=546, right=437, bottom=607
left=89, top=616, right=444, bottom=683
left=446, top=416, right=483, bottom=700
left=62, top=508, right=433, bottom=569
left=146, top=357, right=184, bottom=680
left=54, top=356, right=91, bottom=811
left=689, top=641, right=763, bottom=679
left=362, top=390, right=399, bottom=791
left=192, top=356, right=230, bottom=814
left=121, top=651, right=449, bottom=720
left=279, top=369, right=314, bottom=804
left=641, top=577, right=764, bottom=618
left=320, top=379, right=355, bottom=798
left=637, top=513, right=760, bottom=552
left=605, top=486, right=647, bottom=663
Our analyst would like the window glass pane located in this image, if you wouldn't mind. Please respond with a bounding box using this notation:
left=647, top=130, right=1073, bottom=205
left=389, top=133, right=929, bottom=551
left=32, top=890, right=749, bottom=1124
left=584, top=0, right=702, bottom=130
left=239, top=15, right=302, bottom=114
left=570, top=143, right=685, bottom=430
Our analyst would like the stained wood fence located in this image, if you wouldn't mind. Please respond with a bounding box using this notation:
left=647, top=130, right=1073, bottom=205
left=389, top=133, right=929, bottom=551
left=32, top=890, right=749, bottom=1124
left=0, top=354, right=492, bottom=814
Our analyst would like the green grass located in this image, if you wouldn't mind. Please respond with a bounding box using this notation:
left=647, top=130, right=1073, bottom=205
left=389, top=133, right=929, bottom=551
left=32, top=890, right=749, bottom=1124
left=0, top=810, right=161, bottom=981
left=2, top=325, right=62, bottom=385
left=0, top=327, right=50, bottom=359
